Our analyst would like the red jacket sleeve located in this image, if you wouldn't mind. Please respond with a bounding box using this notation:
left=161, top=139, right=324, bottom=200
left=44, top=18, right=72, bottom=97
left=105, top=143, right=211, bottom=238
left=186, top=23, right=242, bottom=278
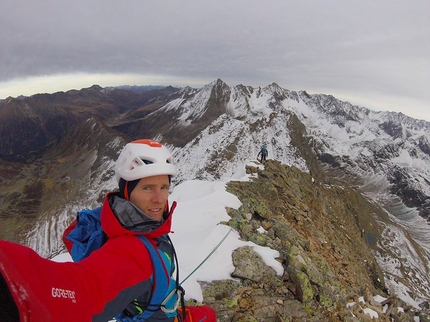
left=0, top=236, right=153, bottom=321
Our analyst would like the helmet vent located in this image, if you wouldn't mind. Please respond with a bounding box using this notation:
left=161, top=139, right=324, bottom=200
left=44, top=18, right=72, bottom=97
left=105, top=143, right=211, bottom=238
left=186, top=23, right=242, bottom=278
left=114, top=139, right=177, bottom=182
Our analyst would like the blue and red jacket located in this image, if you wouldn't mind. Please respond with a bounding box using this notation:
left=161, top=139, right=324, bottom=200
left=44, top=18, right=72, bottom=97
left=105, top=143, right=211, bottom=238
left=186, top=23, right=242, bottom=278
left=0, top=192, right=216, bottom=321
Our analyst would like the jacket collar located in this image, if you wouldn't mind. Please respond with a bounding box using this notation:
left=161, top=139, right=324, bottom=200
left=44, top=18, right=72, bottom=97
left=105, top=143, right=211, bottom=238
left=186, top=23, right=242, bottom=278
left=101, top=192, right=175, bottom=239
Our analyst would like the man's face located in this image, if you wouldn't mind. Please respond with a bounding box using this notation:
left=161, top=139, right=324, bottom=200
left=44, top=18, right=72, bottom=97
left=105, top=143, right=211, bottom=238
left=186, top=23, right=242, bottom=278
left=129, top=175, right=170, bottom=222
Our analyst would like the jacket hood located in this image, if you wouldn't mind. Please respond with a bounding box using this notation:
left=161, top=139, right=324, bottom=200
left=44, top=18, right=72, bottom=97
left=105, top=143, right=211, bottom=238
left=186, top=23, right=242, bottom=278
left=101, top=192, right=176, bottom=239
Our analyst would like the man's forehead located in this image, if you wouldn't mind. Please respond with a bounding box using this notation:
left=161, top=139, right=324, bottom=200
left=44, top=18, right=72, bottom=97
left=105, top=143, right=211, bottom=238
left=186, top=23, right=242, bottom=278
left=138, top=175, right=170, bottom=184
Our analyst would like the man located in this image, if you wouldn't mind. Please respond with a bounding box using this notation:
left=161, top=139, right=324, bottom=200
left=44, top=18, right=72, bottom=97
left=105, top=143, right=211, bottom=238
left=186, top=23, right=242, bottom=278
left=257, top=145, right=268, bottom=163
left=0, top=139, right=216, bottom=321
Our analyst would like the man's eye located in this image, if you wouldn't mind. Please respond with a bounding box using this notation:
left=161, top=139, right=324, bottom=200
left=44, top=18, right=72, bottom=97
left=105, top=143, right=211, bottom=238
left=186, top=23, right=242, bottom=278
left=161, top=186, right=170, bottom=190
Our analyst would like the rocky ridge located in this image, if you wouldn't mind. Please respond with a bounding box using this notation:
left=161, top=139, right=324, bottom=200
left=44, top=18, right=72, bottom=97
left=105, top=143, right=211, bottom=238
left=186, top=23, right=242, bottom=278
left=198, top=160, right=429, bottom=321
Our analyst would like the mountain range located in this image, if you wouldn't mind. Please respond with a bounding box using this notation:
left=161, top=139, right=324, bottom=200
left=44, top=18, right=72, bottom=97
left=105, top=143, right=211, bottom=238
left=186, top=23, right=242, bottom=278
left=1, top=79, right=429, bottom=319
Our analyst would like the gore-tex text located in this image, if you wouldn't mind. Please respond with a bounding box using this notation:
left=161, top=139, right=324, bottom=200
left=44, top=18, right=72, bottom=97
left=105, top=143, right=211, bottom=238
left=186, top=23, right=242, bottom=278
left=52, top=287, right=76, bottom=303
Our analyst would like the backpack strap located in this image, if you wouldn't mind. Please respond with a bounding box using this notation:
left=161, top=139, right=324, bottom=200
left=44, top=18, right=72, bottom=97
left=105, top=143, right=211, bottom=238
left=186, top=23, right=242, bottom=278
left=133, top=235, right=170, bottom=321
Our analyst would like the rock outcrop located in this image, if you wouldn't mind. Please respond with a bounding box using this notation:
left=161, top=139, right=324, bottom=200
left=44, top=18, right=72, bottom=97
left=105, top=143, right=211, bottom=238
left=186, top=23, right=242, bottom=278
left=198, top=160, right=428, bottom=321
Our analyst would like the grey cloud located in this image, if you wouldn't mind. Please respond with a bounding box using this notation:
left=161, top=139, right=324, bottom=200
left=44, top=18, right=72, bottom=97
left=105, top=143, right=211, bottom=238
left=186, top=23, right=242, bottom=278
left=0, top=0, right=429, bottom=118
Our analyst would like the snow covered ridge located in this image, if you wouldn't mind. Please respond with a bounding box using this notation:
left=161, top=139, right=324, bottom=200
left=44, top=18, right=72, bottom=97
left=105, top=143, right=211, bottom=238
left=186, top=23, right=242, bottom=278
left=150, top=79, right=430, bottom=222
left=1, top=79, right=429, bottom=223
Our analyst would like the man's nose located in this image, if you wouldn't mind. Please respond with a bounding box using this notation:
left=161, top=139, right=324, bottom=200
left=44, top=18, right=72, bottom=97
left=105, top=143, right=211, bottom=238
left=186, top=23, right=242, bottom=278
left=152, top=190, right=164, bottom=203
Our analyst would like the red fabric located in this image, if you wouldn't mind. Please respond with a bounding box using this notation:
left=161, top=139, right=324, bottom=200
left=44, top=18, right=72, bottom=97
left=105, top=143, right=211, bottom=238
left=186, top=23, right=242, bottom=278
left=178, top=306, right=217, bottom=322
left=0, top=192, right=174, bottom=321
left=100, top=193, right=173, bottom=240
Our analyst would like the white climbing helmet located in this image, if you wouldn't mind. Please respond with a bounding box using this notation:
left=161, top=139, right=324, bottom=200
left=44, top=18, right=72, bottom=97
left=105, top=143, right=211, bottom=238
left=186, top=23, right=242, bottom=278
left=114, top=139, right=177, bottom=183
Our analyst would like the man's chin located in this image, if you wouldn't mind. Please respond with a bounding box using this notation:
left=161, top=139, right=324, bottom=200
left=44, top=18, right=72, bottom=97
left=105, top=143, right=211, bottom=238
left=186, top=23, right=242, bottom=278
left=147, top=212, right=163, bottom=222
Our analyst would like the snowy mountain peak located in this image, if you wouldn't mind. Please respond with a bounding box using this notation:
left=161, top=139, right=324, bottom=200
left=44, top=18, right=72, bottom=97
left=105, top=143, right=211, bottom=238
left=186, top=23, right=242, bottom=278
left=1, top=79, right=430, bottom=319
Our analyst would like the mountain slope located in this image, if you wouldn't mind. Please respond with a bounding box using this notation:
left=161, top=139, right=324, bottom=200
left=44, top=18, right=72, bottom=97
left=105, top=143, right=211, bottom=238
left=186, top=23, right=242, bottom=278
left=0, top=85, right=179, bottom=159
left=163, top=81, right=430, bottom=224
left=0, top=118, right=127, bottom=255
left=1, top=79, right=430, bottom=317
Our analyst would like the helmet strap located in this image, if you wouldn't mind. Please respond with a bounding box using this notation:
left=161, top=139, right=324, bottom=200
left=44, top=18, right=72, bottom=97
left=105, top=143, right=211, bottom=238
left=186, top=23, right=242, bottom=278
left=124, top=181, right=130, bottom=201
left=119, top=178, right=140, bottom=201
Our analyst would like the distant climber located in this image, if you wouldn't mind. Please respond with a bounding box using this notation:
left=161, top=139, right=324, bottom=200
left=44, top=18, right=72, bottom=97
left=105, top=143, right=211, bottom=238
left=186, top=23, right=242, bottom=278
left=257, top=145, right=268, bottom=163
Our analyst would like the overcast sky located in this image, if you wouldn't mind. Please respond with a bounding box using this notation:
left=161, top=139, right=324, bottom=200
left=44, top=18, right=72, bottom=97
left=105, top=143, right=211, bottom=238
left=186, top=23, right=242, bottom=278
left=1, top=1, right=429, bottom=121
